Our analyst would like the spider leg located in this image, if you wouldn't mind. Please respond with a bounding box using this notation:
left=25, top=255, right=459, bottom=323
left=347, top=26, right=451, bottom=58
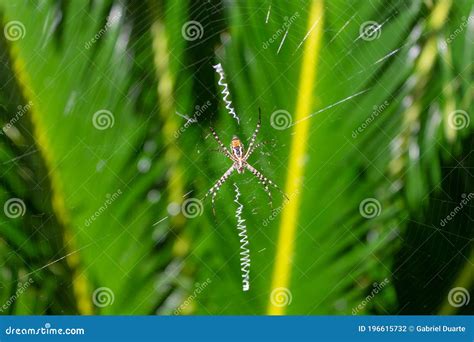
left=203, top=165, right=235, bottom=215
left=246, top=163, right=289, bottom=202
left=209, top=127, right=235, bottom=162
left=245, top=139, right=271, bottom=158
left=249, top=167, right=273, bottom=207
left=261, top=179, right=273, bottom=207
left=210, top=147, right=233, bottom=158
left=244, top=109, right=261, bottom=159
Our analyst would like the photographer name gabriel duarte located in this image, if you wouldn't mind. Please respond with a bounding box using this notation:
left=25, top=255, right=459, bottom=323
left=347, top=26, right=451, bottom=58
left=415, top=325, right=466, bottom=333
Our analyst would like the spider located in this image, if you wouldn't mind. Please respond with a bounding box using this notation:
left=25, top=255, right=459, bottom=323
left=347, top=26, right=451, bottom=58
left=204, top=109, right=288, bottom=214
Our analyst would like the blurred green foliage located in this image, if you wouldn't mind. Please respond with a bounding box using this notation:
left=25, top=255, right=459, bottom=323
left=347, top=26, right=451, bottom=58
left=0, top=0, right=472, bottom=315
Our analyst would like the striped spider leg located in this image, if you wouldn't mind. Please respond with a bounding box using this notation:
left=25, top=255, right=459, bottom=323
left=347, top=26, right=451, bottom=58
left=243, top=110, right=273, bottom=157
left=204, top=165, right=235, bottom=215
left=243, top=109, right=261, bottom=159
left=245, top=163, right=289, bottom=208
left=204, top=110, right=287, bottom=215
left=204, top=127, right=236, bottom=215
left=209, top=126, right=236, bottom=161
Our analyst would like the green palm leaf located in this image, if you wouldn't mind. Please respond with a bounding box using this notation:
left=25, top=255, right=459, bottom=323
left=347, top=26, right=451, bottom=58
left=0, top=0, right=472, bottom=315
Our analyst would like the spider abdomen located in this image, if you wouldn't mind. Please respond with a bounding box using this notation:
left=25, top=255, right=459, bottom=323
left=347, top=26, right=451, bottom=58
left=231, top=136, right=244, bottom=159
left=234, top=162, right=245, bottom=174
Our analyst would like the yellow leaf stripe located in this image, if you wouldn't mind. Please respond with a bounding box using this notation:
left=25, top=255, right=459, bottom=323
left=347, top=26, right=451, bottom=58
left=8, top=47, right=93, bottom=314
left=151, top=21, right=188, bottom=256
left=267, top=0, right=324, bottom=315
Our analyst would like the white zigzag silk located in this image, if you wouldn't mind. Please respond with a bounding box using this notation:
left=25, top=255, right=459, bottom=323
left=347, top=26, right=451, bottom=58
left=213, top=63, right=240, bottom=124
left=233, top=183, right=250, bottom=291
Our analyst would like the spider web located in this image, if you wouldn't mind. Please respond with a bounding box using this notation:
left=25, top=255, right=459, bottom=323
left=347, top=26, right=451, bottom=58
left=1, top=0, right=470, bottom=316
left=173, top=0, right=471, bottom=315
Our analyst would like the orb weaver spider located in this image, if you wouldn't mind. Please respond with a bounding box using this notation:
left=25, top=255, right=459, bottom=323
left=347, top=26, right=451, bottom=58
left=204, top=109, right=288, bottom=215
